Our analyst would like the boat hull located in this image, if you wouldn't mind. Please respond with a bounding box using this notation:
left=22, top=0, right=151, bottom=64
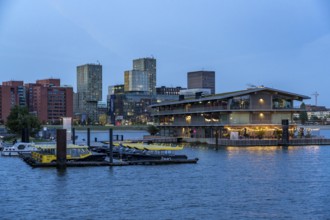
left=1, top=151, right=20, bottom=156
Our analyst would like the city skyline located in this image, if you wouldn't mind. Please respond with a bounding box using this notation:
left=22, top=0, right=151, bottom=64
left=1, top=0, right=330, bottom=106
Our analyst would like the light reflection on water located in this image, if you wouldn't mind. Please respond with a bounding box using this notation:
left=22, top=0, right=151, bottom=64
left=1, top=130, right=330, bottom=219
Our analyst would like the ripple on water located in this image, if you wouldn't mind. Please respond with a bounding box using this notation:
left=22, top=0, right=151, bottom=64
left=2, top=144, right=330, bottom=219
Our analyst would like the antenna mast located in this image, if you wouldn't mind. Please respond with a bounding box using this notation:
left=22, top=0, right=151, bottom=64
left=311, top=92, right=319, bottom=106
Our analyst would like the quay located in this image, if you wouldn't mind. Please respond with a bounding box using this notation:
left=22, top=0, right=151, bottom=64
left=13, top=128, right=199, bottom=168
left=141, top=135, right=330, bottom=147
left=185, top=137, right=330, bottom=146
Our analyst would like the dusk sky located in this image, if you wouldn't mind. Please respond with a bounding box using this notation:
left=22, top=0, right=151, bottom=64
left=1, top=0, right=330, bottom=106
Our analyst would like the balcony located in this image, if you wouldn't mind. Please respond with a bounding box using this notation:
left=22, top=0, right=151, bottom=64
left=152, top=106, right=229, bottom=116
left=151, top=106, right=303, bottom=116
left=157, top=121, right=288, bottom=127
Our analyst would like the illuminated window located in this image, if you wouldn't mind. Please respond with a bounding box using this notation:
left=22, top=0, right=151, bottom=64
left=185, top=115, right=191, bottom=124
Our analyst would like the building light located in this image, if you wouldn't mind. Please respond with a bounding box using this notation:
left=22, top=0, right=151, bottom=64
left=259, top=98, right=264, bottom=104
left=185, top=115, right=191, bottom=124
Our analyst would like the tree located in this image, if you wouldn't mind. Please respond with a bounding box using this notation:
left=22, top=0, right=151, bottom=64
left=299, top=102, right=308, bottom=125
left=147, top=125, right=160, bottom=136
left=99, top=114, right=107, bottom=126
left=5, top=106, right=41, bottom=136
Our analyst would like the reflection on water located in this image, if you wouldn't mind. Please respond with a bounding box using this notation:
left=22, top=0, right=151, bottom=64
left=226, top=145, right=320, bottom=153
left=1, top=130, right=330, bottom=219
left=56, top=167, right=67, bottom=177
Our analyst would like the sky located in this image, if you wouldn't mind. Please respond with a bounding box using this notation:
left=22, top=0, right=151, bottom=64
left=0, top=0, right=330, bottom=106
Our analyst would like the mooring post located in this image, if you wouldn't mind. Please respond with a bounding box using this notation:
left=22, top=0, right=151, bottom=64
left=72, top=127, right=75, bottom=144
left=215, top=129, right=219, bottom=149
left=21, top=128, right=25, bottom=142
left=282, top=119, right=289, bottom=146
left=87, top=128, right=90, bottom=147
left=21, top=128, right=29, bottom=143
left=120, top=135, right=124, bottom=141
left=56, top=129, right=67, bottom=168
left=109, top=128, right=113, bottom=164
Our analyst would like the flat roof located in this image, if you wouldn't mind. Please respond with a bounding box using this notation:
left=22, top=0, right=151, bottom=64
left=150, top=87, right=310, bottom=107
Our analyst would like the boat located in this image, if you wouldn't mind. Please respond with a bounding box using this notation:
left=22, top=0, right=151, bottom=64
left=122, top=142, right=184, bottom=151
left=31, top=144, right=107, bottom=163
left=114, top=142, right=188, bottom=161
left=1, top=142, right=39, bottom=156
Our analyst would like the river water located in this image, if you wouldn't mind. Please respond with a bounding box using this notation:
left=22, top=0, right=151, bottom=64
left=1, top=130, right=330, bottom=219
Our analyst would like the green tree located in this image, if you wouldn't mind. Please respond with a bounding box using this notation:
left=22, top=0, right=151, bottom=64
left=299, top=102, right=308, bottom=125
left=147, top=125, right=160, bottom=135
left=99, top=114, right=107, bottom=126
left=5, top=106, right=41, bottom=136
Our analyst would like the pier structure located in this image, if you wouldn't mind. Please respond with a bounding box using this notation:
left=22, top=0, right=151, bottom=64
left=19, top=127, right=198, bottom=168
left=148, top=86, right=330, bottom=146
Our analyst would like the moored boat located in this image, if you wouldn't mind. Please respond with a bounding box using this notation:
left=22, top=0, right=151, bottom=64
left=1, top=142, right=38, bottom=156
left=115, top=142, right=188, bottom=161
left=31, top=144, right=107, bottom=163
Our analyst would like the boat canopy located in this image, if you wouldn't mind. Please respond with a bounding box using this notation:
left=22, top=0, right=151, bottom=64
left=121, top=143, right=183, bottom=151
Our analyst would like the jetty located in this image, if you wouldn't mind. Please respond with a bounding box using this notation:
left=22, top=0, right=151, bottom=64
left=18, top=128, right=198, bottom=168
left=19, top=153, right=198, bottom=168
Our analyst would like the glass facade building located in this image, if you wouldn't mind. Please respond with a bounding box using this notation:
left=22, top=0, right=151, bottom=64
left=76, top=64, right=102, bottom=123
left=133, top=58, right=156, bottom=94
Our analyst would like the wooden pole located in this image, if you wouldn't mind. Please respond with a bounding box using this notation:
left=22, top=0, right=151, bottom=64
left=87, top=128, right=90, bottom=147
left=215, top=129, right=219, bottom=148
left=56, top=129, right=67, bottom=168
left=282, top=119, right=289, bottom=146
left=109, top=129, right=113, bottom=164
left=72, top=127, right=75, bottom=144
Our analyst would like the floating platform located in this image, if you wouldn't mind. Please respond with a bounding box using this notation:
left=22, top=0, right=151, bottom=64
left=19, top=153, right=198, bottom=168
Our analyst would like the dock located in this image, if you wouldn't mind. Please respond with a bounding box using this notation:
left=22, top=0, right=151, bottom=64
left=19, top=153, right=198, bottom=168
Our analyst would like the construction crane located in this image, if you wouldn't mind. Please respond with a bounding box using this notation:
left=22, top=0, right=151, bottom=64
left=311, top=92, right=319, bottom=106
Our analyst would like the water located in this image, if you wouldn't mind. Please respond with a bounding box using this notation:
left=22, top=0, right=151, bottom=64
left=1, top=130, right=330, bottom=219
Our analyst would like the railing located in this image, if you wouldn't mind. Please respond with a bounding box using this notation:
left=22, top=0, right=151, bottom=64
left=151, top=106, right=303, bottom=116
left=205, top=138, right=330, bottom=146
left=157, top=120, right=289, bottom=126
left=151, top=106, right=228, bottom=116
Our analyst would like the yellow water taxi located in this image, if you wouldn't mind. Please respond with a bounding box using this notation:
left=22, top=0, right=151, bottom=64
left=31, top=144, right=106, bottom=163
left=120, top=142, right=184, bottom=151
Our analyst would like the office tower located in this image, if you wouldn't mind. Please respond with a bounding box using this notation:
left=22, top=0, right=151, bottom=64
left=124, top=70, right=149, bottom=92
left=133, top=57, right=156, bottom=94
left=187, top=71, right=216, bottom=94
left=107, top=84, right=125, bottom=125
left=76, top=63, right=102, bottom=123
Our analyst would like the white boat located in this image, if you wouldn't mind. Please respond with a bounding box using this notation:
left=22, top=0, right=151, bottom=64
left=1, top=142, right=38, bottom=156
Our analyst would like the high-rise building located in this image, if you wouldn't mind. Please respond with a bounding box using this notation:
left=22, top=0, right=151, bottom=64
left=124, top=70, right=149, bottom=92
left=0, top=79, right=72, bottom=124
left=107, top=85, right=125, bottom=125
left=76, top=63, right=102, bottom=123
left=133, top=57, right=156, bottom=94
left=25, top=79, right=73, bottom=124
left=187, top=71, right=215, bottom=94
left=0, top=81, right=26, bottom=123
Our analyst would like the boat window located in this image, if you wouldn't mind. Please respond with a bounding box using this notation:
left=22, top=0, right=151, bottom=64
left=17, top=145, right=25, bottom=150
left=71, top=149, right=80, bottom=157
